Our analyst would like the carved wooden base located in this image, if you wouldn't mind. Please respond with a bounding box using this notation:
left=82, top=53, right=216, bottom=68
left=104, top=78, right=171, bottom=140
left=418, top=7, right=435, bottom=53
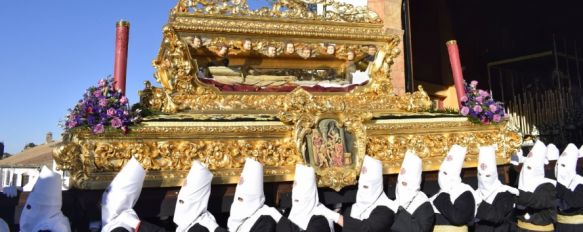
left=54, top=114, right=521, bottom=191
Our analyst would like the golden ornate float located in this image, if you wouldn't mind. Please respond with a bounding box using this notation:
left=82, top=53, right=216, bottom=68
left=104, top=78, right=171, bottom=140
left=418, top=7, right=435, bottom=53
left=54, top=0, right=521, bottom=191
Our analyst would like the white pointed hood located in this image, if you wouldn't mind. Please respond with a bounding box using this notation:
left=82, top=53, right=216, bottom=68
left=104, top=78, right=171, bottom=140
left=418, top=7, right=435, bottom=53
left=351, top=155, right=397, bottom=220
left=289, top=164, right=319, bottom=230
left=438, top=145, right=466, bottom=193
left=545, top=143, right=559, bottom=164
left=555, top=144, right=582, bottom=191
left=174, top=160, right=216, bottom=232
left=19, top=166, right=71, bottom=232
left=101, top=157, right=146, bottom=229
left=228, top=158, right=266, bottom=232
left=433, top=145, right=478, bottom=214
left=396, top=151, right=428, bottom=213
left=519, top=141, right=555, bottom=192
left=579, top=145, right=583, bottom=158
left=477, top=145, right=517, bottom=204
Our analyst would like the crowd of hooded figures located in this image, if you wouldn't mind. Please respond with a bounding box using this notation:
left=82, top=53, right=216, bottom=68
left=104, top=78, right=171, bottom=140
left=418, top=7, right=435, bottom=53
left=2, top=140, right=583, bottom=232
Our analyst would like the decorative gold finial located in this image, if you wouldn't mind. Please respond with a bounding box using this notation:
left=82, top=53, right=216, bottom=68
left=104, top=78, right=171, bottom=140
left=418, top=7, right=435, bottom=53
left=116, top=20, right=130, bottom=27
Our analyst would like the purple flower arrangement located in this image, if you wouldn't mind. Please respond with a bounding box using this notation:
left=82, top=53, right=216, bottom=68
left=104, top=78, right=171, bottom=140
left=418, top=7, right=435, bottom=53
left=460, top=80, right=506, bottom=124
left=63, top=77, right=140, bottom=134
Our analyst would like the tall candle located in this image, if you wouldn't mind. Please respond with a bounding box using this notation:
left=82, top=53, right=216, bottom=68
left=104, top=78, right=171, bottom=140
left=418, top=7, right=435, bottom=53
left=446, top=40, right=466, bottom=109
left=114, top=20, right=130, bottom=95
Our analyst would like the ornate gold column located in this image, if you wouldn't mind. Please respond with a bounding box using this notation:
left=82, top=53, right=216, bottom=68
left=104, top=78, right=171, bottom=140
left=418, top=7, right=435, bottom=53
left=368, top=0, right=406, bottom=95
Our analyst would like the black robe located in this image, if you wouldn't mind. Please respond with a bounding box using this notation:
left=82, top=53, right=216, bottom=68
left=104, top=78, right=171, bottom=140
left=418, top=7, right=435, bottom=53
left=433, top=191, right=475, bottom=226
left=183, top=215, right=276, bottom=232
left=390, top=202, right=435, bottom=232
left=231, top=215, right=277, bottom=232
left=111, top=221, right=167, bottom=232
left=515, top=183, right=556, bottom=232
left=110, top=221, right=229, bottom=232
left=342, top=205, right=395, bottom=232
left=474, top=191, right=516, bottom=232
left=276, top=215, right=331, bottom=232
left=556, top=183, right=583, bottom=232
left=188, top=224, right=229, bottom=232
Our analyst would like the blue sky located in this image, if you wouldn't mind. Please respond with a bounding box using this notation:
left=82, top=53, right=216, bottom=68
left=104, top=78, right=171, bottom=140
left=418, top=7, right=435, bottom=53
left=0, top=1, right=270, bottom=154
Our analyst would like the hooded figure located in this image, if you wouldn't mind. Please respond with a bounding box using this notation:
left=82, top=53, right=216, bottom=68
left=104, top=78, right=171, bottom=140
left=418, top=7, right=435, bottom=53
left=544, top=144, right=560, bottom=178
left=555, top=144, right=583, bottom=231
left=391, top=151, right=435, bottom=232
left=474, top=145, right=518, bottom=232
left=276, top=164, right=339, bottom=232
left=228, top=158, right=281, bottom=232
left=101, top=157, right=145, bottom=232
left=430, top=145, right=476, bottom=232
left=101, top=157, right=166, bottom=232
left=545, top=144, right=560, bottom=164
left=515, top=140, right=557, bottom=232
left=343, top=155, right=397, bottom=232
left=174, top=160, right=226, bottom=232
left=19, top=166, right=70, bottom=232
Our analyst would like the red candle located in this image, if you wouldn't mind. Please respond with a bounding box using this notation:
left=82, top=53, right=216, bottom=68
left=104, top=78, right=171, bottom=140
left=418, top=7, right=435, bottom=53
left=446, top=40, right=466, bottom=108
left=114, top=20, right=130, bottom=95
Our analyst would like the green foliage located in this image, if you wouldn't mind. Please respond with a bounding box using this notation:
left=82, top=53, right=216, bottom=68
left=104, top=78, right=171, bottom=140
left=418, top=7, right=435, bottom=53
left=429, top=107, right=459, bottom=114
left=131, top=103, right=157, bottom=118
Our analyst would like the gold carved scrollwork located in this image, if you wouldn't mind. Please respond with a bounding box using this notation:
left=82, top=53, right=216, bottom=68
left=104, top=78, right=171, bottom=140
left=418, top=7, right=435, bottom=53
left=53, top=142, right=86, bottom=188
left=367, top=38, right=400, bottom=93
left=171, top=0, right=382, bottom=24
left=503, top=123, right=523, bottom=154
left=150, top=26, right=199, bottom=113
left=53, top=142, right=82, bottom=172
left=340, top=110, right=371, bottom=166
left=317, top=167, right=358, bottom=191
left=172, top=17, right=385, bottom=40
left=280, top=89, right=320, bottom=151
left=53, top=127, right=302, bottom=189
left=366, top=120, right=522, bottom=172
left=94, top=140, right=300, bottom=171
left=172, top=0, right=251, bottom=16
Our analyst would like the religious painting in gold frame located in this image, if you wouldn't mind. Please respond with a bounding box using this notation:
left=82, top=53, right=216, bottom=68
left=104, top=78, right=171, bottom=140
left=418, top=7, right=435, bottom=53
left=305, top=119, right=355, bottom=169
